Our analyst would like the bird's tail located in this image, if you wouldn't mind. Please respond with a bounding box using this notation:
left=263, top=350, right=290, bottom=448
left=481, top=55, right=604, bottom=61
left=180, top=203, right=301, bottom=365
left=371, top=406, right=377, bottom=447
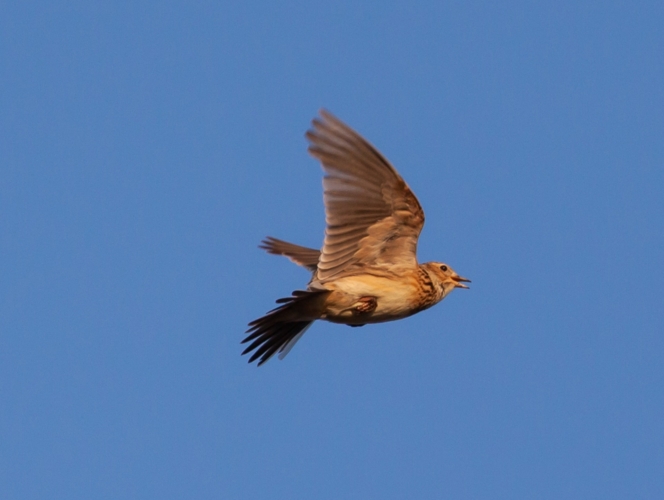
left=242, top=290, right=328, bottom=366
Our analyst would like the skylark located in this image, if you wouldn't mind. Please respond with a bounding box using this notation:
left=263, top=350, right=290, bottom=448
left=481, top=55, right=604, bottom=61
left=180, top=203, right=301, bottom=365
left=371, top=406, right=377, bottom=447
left=242, top=110, right=470, bottom=365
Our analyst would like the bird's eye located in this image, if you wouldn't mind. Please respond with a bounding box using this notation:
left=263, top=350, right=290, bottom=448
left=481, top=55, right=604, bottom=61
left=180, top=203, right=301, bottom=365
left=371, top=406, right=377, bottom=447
left=440, top=265, right=448, bottom=272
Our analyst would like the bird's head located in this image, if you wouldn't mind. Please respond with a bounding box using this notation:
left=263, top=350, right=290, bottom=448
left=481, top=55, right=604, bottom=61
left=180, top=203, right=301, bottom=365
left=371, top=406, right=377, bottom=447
left=422, top=262, right=471, bottom=299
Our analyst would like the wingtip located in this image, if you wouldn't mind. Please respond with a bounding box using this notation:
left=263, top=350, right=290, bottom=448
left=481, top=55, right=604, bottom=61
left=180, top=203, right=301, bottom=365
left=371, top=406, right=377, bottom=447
left=316, top=108, right=342, bottom=126
left=258, top=236, right=279, bottom=254
left=312, top=109, right=341, bottom=131
left=258, top=235, right=273, bottom=246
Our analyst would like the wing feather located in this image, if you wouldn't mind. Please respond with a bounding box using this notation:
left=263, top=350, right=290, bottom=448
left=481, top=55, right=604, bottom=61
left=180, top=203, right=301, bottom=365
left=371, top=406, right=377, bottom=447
left=259, top=237, right=320, bottom=271
left=307, top=110, right=425, bottom=282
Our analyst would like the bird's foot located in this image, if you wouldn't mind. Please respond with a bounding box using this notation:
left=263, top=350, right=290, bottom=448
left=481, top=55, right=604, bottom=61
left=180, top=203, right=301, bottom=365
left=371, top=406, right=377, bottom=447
left=353, top=296, right=377, bottom=314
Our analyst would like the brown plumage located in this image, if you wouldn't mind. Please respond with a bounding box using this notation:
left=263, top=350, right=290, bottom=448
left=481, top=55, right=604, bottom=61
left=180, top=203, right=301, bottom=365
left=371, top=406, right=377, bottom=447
left=242, top=110, right=470, bottom=365
left=259, top=237, right=320, bottom=272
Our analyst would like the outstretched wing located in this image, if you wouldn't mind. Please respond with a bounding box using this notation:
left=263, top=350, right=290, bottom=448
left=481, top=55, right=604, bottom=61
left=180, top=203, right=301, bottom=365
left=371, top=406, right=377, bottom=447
left=259, top=237, right=320, bottom=272
left=306, top=110, right=425, bottom=282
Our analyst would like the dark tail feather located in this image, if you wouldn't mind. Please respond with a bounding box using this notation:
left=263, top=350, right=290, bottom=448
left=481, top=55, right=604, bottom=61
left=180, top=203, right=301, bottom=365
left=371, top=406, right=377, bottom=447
left=243, top=321, right=312, bottom=366
left=242, top=290, right=326, bottom=366
left=259, top=237, right=320, bottom=272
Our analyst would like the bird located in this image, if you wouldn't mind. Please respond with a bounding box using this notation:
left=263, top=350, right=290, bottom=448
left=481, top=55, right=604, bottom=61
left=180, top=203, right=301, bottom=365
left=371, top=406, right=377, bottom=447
left=242, top=110, right=470, bottom=365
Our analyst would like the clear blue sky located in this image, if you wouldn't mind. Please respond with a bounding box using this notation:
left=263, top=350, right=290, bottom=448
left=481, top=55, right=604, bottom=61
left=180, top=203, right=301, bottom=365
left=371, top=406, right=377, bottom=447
left=2, top=2, right=663, bottom=498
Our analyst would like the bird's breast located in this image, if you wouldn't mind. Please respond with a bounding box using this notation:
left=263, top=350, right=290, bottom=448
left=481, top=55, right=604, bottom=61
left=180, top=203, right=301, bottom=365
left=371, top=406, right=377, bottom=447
left=320, top=270, right=430, bottom=324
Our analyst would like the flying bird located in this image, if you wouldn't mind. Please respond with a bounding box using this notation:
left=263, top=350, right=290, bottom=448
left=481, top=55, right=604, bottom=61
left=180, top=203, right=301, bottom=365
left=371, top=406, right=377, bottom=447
left=242, top=110, right=470, bottom=365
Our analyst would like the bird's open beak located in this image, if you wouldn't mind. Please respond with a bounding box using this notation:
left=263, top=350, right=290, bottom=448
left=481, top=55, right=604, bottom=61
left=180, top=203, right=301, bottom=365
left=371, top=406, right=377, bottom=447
left=452, top=276, right=471, bottom=289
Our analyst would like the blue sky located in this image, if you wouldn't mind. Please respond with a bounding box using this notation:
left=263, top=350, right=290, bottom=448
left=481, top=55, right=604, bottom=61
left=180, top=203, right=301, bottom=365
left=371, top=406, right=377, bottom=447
left=1, top=1, right=663, bottom=498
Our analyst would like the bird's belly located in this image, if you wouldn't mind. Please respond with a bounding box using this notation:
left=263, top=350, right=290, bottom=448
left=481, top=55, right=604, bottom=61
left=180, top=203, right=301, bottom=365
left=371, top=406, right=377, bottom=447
left=321, top=274, right=419, bottom=324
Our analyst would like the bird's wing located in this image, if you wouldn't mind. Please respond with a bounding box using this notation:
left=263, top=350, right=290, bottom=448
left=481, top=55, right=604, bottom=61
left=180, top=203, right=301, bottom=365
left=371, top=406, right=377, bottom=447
left=306, top=110, right=425, bottom=282
left=259, top=237, right=320, bottom=272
